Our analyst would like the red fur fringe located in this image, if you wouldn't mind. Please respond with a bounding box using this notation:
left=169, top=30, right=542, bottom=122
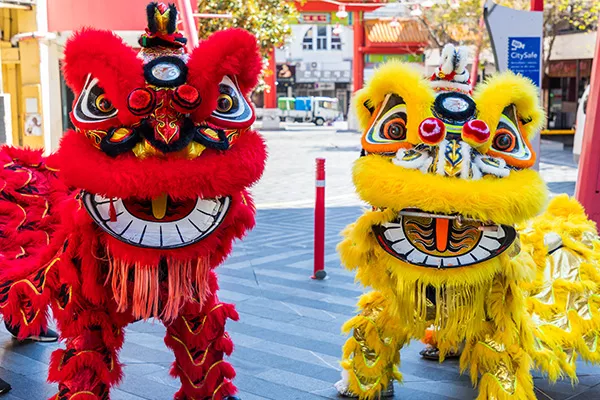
left=56, top=128, right=266, bottom=204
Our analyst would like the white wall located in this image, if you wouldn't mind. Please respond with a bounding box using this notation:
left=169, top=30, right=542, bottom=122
left=275, top=24, right=354, bottom=74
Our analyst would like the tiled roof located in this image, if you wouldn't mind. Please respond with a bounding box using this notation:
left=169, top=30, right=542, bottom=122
left=365, top=18, right=431, bottom=45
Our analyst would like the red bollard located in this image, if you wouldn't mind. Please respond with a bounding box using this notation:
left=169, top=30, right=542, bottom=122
left=312, top=158, right=327, bottom=280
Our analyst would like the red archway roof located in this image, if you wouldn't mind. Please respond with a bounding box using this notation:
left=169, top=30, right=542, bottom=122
left=295, top=0, right=387, bottom=13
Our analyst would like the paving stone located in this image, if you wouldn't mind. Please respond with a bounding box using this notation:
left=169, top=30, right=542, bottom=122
left=0, top=131, right=592, bottom=399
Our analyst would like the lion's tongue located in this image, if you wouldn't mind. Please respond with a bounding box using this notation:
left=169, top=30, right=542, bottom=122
left=435, top=218, right=450, bottom=252
left=151, top=194, right=168, bottom=220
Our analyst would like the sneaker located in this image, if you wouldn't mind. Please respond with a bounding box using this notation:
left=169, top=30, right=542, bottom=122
left=11, top=328, right=59, bottom=343
left=335, top=379, right=394, bottom=398
left=28, top=328, right=59, bottom=342
left=0, top=378, right=11, bottom=395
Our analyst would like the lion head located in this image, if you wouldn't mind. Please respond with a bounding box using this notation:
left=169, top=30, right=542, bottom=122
left=351, top=45, right=546, bottom=275
left=56, top=3, right=266, bottom=267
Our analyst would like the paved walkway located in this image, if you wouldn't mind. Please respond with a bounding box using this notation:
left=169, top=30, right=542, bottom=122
left=1, top=129, right=595, bottom=400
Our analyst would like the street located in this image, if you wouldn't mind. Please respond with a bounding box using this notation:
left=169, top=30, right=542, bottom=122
left=1, top=128, right=597, bottom=400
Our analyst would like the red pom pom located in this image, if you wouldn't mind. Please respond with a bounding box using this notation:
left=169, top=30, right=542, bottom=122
left=418, top=117, right=446, bottom=145
left=173, top=84, right=201, bottom=111
left=462, top=119, right=490, bottom=145
left=127, top=88, right=155, bottom=115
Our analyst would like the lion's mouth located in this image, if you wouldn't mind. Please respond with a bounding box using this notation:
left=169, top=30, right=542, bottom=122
left=373, top=209, right=516, bottom=268
left=83, top=192, right=230, bottom=249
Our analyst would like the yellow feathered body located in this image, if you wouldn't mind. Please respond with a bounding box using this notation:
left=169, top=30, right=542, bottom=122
left=337, top=44, right=600, bottom=400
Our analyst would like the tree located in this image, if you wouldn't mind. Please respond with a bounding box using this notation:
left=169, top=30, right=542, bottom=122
left=197, top=0, right=298, bottom=56
left=420, top=0, right=598, bottom=72
left=197, top=0, right=298, bottom=93
left=542, top=0, right=599, bottom=67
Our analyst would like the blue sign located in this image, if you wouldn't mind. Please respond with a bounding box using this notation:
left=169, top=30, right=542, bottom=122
left=507, top=37, right=541, bottom=87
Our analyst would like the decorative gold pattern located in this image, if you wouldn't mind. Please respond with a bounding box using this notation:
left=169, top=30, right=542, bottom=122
left=109, top=127, right=133, bottom=143
left=443, top=140, right=463, bottom=177
left=402, top=216, right=482, bottom=257
left=481, top=335, right=506, bottom=353
left=85, top=130, right=107, bottom=149
left=493, top=361, right=517, bottom=395
left=132, top=139, right=161, bottom=159
left=401, top=150, right=423, bottom=162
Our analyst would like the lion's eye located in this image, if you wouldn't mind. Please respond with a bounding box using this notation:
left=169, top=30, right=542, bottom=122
left=492, top=129, right=516, bottom=152
left=383, top=118, right=407, bottom=141
left=216, top=94, right=234, bottom=113
left=210, top=76, right=253, bottom=127
left=73, top=74, right=119, bottom=124
left=362, top=94, right=408, bottom=153
left=95, top=94, right=114, bottom=113
left=489, top=105, right=533, bottom=167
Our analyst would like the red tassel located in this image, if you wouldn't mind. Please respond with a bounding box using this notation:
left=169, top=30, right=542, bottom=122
left=109, top=198, right=117, bottom=222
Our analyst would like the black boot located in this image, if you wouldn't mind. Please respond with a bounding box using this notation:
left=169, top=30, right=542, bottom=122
left=0, top=378, right=11, bottom=395
left=5, top=321, right=59, bottom=343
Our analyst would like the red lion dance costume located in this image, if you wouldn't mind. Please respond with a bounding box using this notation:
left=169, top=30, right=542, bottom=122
left=0, top=3, right=265, bottom=399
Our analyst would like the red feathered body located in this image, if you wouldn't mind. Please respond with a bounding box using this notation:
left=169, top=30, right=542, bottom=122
left=0, top=4, right=265, bottom=399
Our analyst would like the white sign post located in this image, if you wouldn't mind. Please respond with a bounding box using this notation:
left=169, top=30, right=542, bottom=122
left=484, top=0, right=544, bottom=169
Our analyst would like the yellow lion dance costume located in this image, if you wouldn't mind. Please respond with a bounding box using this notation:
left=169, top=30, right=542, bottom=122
left=335, top=44, right=600, bottom=400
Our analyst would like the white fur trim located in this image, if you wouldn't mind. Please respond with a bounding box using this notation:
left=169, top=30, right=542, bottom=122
left=460, top=141, right=473, bottom=180
left=474, top=155, right=511, bottom=178
left=436, top=140, right=448, bottom=176
left=335, top=370, right=356, bottom=397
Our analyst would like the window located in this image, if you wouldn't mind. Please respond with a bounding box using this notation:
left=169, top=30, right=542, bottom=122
left=302, top=28, right=314, bottom=50
left=316, top=26, right=327, bottom=50
left=331, top=27, right=342, bottom=50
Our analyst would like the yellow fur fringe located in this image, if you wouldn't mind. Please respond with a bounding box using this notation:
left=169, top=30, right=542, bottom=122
left=340, top=292, right=405, bottom=399
left=520, top=195, right=600, bottom=382
left=352, top=156, right=548, bottom=226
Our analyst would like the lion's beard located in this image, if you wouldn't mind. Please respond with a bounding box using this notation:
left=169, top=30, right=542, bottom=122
left=106, top=255, right=211, bottom=322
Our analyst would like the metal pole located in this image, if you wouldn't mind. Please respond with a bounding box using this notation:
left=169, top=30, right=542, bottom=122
left=470, top=17, right=485, bottom=90
left=530, top=0, right=543, bottom=170
left=176, top=0, right=199, bottom=52
left=312, top=158, right=327, bottom=280
left=264, top=48, right=277, bottom=109
left=352, top=11, right=364, bottom=91
left=575, top=29, right=600, bottom=225
left=530, top=0, right=544, bottom=12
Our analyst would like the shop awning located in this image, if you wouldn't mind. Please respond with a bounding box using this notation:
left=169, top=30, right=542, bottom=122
left=547, top=31, right=597, bottom=61
left=0, top=0, right=34, bottom=9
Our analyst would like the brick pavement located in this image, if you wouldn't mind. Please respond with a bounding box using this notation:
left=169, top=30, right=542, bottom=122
left=1, top=129, right=596, bottom=400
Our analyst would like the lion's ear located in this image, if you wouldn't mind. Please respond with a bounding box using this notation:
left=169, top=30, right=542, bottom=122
left=63, top=29, right=144, bottom=127
left=186, top=28, right=262, bottom=126
left=474, top=72, right=545, bottom=167
left=474, top=72, right=545, bottom=141
left=355, top=62, right=435, bottom=153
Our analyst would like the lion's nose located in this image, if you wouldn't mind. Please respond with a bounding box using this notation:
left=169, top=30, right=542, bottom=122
left=172, top=84, right=202, bottom=112
left=418, top=117, right=446, bottom=145
left=127, top=88, right=156, bottom=116
left=462, top=119, right=491, bottom=149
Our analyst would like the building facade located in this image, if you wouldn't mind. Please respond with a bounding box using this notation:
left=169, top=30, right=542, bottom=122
left=543, top=30, right=596, bottom=134
left=275, top=21, right=354, bottom=117
left=0, top=0, right=56, bottom=150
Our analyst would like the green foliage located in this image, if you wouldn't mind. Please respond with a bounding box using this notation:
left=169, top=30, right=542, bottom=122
left=421, top=0, right=598, bottom=48
left=197, top=0, right=298, bottom=56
